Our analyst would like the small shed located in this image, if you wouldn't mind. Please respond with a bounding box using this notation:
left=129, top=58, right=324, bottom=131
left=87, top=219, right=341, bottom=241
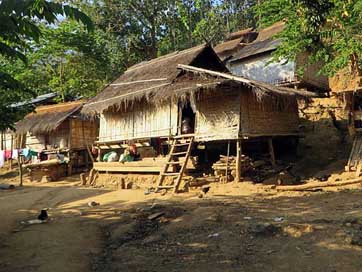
left=329, top=70, right=362, bottom=171
left=15, top=101, right=98, bottom=180
left=82, top=44, right=310, bottom=180
left=215, top=22, right=330, bottom=92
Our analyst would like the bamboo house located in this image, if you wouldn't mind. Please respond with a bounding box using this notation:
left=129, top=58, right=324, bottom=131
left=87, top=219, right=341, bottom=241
left=15, top=101, right=98, bottom=181
left=82, top=44, right=312, bottom=188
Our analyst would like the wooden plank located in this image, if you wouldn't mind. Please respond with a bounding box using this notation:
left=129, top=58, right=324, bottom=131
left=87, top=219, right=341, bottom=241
left=225, top=140, right=230, bottom=181
left=93, top=165, right=163, bottom=173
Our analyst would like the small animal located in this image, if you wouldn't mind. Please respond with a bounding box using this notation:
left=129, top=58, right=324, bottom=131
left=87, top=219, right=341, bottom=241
left=201, top=185, right=210, bottom=194
left=88, top=201, right=100, bottom=207
left=37, top=209, right=48, bottom=221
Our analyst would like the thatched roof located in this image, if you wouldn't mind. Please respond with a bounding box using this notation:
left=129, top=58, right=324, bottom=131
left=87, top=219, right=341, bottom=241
left=82, top=44, right=227, bottom=115
left=214, top=38, right=246, bottom=61
left=255, top=21, right=285, bottom=42
left=227, top=21, right=285, bottom=63
left=214, top=22, right=284, bottom=62
left=214, top=27, right=258, bottom=60
left=82, top=41, right=315, bottom=116
left=226, top=27, right=256, bottom=41
left=16, top=101, right=84, bottom=134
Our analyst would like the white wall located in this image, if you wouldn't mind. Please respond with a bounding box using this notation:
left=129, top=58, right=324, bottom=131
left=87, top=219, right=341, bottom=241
left=228, top=54, right=296, bottom=84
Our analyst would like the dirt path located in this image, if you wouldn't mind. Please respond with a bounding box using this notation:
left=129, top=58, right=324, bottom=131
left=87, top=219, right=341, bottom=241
left=0, top=179, right=108, bottom=272
left=1, top=173, right=362, bottom=272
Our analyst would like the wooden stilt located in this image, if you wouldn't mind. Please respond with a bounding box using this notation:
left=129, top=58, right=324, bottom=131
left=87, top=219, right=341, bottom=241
left=235, top=139, right=242, bottom=183
left=97, top=146, right=101, bottom=162
left=68, top=150, right=73, bottom=176
left=268, top=137, right=276, bottom=167
left=225, top=140, right=230, bottom=182
left=18, top=156, right=23, bottom=187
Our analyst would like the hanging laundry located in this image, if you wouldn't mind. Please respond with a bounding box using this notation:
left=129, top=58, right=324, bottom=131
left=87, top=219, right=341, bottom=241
left=11, top=149, right=18, bottom=160
left=22, top=148, right=30, bottom=160
left=0, top=151, right=4, bottom=168
left=29, top=150, right=38, bottom=157
left=4, top=150, right=12, bottom=160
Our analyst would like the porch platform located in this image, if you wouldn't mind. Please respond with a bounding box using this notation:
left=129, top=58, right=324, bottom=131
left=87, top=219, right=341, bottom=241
left=93, top=157, right=196, bottom=173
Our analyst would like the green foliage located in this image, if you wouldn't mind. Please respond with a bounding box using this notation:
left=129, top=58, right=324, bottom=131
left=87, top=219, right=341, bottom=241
left=255, top=0, right=362, bottom=76
left=1, top=0, right=261, bottom=130
left=0, top=0, right=93, bottom=130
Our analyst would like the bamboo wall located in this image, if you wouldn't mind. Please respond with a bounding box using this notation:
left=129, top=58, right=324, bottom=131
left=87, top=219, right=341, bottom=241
left=25, top=132, right=46, bottom=151
left=240, top=90, right=299, bottom=136
left=70, top=119, right=98, bottom=149
left=195, top=90, right=240, bottom=141
left=26, top=121, right=69, bottom=151
left=24, top=119, right=97, bottom=151
left=99, top=101, right=178, bottom=142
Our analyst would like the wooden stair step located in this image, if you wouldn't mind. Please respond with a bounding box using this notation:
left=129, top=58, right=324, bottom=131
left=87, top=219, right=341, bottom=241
left=166, top=161, right=182, bottom=165
left=173, top=134, right=195, bottom=139
left=174, top=143, right=191, bottom=147
left=161, top=172, right=180, bottom=176
left=171, top=151, right=188, bottom=156
left=157, top=185, right=175, bottom=189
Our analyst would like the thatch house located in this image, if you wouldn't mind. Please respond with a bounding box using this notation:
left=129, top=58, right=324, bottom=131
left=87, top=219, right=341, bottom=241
left=82, top=44, right=312, bottom=187
left=1, top=92, right=59, bottom=153
left=15, top=101, right=98, bottom=180
left=215, top=22, right=330, bottom=92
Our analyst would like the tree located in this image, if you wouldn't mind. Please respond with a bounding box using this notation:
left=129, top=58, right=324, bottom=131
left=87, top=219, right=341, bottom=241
left=0, top=0, right=93, bottom=129
left=255, top=0, right=362, bottom=77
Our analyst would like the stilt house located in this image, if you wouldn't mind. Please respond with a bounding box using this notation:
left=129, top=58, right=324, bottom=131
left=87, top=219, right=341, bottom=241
left=15, top=101, right=98, bottom=181
left=82, top=44, right=311, bottom=191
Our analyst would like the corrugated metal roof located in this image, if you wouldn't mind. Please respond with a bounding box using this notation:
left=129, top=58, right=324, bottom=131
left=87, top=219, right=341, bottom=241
left=10, top=92, right=58, bottom=108
left=229, top=39, right=282, bottom=63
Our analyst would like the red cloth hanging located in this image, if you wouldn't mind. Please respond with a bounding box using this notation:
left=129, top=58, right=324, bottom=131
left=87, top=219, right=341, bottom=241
left=4, top=150, right=12, bottom=160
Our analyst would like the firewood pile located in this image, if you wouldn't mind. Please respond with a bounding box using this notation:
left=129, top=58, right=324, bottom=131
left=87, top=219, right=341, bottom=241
left=212, top=155, right=253, bottom=181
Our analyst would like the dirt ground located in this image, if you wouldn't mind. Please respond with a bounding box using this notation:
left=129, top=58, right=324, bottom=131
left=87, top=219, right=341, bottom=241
left=1, top=164, right=362, bottom=272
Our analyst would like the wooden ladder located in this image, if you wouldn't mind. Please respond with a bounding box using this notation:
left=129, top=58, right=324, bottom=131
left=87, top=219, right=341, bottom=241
left=156, top=134, right=194, bottom=193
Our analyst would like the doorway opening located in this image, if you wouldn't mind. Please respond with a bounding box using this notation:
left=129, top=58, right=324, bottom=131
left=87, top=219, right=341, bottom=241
left=180, top=102, right=196, bottom=134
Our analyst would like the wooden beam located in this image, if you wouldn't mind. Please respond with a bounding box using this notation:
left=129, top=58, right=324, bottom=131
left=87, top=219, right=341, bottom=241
left=177, top=64, right=317, bottom=97
left=110, top=78, right=168, bottom=86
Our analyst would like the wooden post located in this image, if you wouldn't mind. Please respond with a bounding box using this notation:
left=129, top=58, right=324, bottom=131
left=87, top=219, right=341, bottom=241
left=68, top=150, right=73, bottom=176
left=97, top=146, right=101, bottom=162
left=225, top=140, right=230, bottom=182
left=18, top=156, right=23, bottom=187
left=268, top=137, right=276, bottom=167
left=84, top=149, right=89, bottom=171
left=235, top=139, right=242, bottom=183
left=9, top=134, right=13, bottom=170
left=1, top=131, right=3, bottom=150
